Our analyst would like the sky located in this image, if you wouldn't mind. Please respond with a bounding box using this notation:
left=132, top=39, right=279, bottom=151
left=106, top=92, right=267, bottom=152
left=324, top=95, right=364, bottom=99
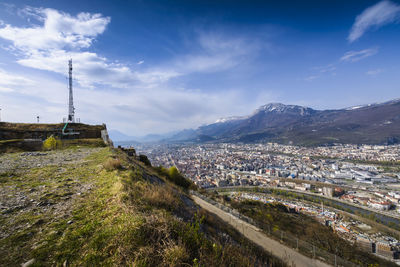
left=0, top=0, right=399, bottom=136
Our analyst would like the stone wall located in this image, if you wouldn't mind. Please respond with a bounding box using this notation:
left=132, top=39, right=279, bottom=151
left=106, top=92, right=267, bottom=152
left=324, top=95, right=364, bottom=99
left=0, top=122, right=105, bottom=141
left=0, top=139, right=43, bottom=153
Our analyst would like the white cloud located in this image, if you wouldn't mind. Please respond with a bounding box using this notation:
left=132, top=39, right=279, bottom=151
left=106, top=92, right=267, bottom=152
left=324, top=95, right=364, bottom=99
left=0, top=69, right=275, bottom=135
left=0, top=8, right=181, bottom=89
left=0, top=68, right=35, bottom=87
left=340, top=48, right=378, bottom=62
left=305, top=64, right=337, bottom=82
left=0, top=7, right=110, bottom=51
left=0, top=86, right=14, bottom=92
left=15, top=49, right=181, bottom=88
left=0, top=6, right=269, bottom=134
left=315, top=64, right=336, bottom=73
left=366, top=68, right=384, bottom=76
left=348, top=0, right=400, bottom=42
left=175, top=32, right=255, bottom=73
left=304, top=75, right=318, bottom=82
left=0, top=8, right=252, bottom=89
left=74, top=85, right=276, bottom=135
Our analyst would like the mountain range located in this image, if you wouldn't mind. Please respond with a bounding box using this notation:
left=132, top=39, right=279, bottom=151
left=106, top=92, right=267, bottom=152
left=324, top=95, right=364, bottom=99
left=111, top=98, right=400, bottom=146
left=167, top=99, right=400, bottom=145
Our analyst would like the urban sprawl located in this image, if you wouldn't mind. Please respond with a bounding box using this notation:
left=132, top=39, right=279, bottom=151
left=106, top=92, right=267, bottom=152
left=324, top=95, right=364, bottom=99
left=136, top=143, right=400, bottom=261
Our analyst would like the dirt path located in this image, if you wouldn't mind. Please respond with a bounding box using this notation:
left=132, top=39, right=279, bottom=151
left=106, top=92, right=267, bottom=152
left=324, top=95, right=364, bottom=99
left=192, top=195, right=331, bottom=267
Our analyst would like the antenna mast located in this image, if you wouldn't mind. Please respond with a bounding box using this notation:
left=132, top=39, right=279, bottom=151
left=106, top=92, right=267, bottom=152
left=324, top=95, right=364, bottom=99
left=67, top=59, right=75, bottom=122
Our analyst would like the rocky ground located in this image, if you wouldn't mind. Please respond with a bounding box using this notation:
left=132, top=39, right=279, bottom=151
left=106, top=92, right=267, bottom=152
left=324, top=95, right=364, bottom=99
left=0, top=148, right=103, bottom=240
left=0, top=148, right=102, bottom=174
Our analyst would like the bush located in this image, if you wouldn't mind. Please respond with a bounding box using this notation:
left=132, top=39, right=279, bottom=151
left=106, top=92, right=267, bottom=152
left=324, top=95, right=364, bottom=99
left=43, top=135, right=62, bottom=150
left=138, top=155, right=151, bottom=166
left=168, top=166, right=193, bottom=189
left=152, top=166, right=196, bottom=190
left=103, top=158, right=122, bottom=171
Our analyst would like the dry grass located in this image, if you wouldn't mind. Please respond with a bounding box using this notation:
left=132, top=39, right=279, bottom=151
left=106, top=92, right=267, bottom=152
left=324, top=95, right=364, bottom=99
left=103, top=158, right=122, bottom=171
left=142, top=184, right=180, bottom=211
left=163, top=244, right=189, bottom=266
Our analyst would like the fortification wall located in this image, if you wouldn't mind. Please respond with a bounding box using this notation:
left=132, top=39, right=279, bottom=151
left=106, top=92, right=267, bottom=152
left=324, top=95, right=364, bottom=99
left=0, top=122, right=106, bottom=140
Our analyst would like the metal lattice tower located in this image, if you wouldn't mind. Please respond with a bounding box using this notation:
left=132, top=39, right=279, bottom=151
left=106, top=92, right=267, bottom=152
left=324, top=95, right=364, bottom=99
left=67, top=59, right=75, bottom=122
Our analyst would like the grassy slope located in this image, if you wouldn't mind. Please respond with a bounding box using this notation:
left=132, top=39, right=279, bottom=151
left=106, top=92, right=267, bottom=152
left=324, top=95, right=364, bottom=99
left=0, top=147, right=284, bottom=266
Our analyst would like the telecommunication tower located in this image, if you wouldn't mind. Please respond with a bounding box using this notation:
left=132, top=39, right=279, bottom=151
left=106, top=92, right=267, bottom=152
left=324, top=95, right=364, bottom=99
left=67, top=59, right=75, bottom=122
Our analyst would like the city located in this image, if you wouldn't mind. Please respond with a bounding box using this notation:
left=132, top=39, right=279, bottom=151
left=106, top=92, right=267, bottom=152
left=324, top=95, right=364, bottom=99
left=137, top=142, right=400, bottom=262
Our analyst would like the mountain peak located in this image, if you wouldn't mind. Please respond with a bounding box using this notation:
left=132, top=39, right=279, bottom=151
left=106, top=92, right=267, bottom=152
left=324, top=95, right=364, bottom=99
left=255, top=103, right=314, bottom=116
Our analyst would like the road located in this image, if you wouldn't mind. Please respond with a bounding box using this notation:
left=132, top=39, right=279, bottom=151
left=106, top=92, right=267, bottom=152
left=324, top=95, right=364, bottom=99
left=191, top=195, right=331, bottom=267
left=210, top=186, right=400, bottom=220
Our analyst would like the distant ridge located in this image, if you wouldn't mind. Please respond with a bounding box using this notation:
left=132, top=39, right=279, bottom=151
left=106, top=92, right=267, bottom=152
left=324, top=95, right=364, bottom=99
left=166, top=98, right=400, bottom=145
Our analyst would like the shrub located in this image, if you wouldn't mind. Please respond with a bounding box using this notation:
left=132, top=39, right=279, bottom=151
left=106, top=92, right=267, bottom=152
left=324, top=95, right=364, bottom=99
left=153, top=166, right=169, bottom=177
left=103, top=158, right=122, bottom=171
left=168, top=166, right=193, bottom=189
left=152, top=166, right=195, bottom=190
left=43, top=135, right=62, bottom=150
left=138, top=155, right=151, bottom=166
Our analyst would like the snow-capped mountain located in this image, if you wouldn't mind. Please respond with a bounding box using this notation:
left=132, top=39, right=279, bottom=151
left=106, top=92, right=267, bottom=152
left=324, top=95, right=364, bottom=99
left=167, top=99, right=400, bottom=145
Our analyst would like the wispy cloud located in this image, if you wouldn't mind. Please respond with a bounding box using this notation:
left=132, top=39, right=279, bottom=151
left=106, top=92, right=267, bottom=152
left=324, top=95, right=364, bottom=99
left=366, top=68, right=384, bottom=76
left=305, top=48, right=376, bottom=81
left=0, top=7, right=183, bottom=89
left=315, top=64, right=336, bottom=73
left=340, top=48, right=378, bottom=62
left=304, top=75, right=318, bottom=82
left=0, top=68, right=35, bottom=87
left=304, top=64, right=337, bottom=82
left=0, top=7, right=257, bottom=89
left=0, top=6, right=270, bottom=134
left=173, top=32, right=258, bottom=73
left=348, top=0, right=400, bottom=42
left=0, top=86, right=14, bottom=92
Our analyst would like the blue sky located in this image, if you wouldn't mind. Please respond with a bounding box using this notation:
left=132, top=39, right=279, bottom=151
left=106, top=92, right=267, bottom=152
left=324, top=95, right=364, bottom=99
left=0, top=0, right=399, bottom=135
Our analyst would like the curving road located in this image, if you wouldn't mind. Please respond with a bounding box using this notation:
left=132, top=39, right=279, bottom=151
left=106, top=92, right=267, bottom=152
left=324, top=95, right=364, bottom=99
left=192, top=195, right=331, bottom=267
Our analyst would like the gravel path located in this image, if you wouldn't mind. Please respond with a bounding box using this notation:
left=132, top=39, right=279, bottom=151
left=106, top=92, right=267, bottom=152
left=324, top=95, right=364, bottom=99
left=192, top=195, right=331, bottom=267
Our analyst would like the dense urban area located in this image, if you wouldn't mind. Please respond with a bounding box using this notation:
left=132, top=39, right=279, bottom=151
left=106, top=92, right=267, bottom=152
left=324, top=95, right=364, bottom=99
left=135, top=143, right=400, bottom=262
